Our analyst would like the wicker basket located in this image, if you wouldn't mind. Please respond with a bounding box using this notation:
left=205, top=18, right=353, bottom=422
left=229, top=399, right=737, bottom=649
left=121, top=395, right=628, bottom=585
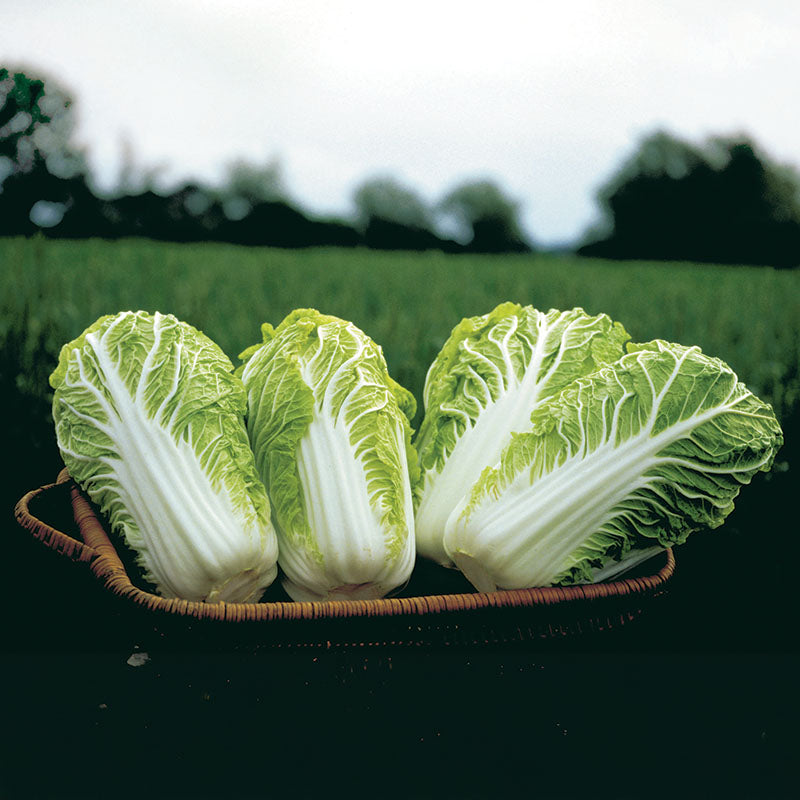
left=14, top=469, right=676, bottom=647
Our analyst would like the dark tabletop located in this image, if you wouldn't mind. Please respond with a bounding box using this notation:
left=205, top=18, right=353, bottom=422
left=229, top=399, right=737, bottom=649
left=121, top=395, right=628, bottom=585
left=4, top=476, right=798, bottom=800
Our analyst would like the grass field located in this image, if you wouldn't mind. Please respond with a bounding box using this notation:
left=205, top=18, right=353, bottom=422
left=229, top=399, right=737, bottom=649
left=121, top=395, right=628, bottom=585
left=5, top=235, right=800, bottom=399
left=2, top=235, right=799, bottom=648
left=3, top=236, right=798, bottom=477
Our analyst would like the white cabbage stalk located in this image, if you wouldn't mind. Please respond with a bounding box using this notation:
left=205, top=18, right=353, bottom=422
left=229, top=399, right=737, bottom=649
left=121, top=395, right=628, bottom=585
left=50, top=311, right=279, bottom=603
left=444, top=341, right=783, bottom=591
left=240, top=309, right=418, bottom=602
left=414, top=302, right=629, bottom=565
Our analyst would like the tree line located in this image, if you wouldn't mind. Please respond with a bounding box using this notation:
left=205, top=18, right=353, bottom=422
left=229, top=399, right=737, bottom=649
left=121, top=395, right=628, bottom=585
left=0, top=67, right=530, bottom=254
left=2, top=66, right=799, bottom=267
left=579, top=130, right=800, bottom=269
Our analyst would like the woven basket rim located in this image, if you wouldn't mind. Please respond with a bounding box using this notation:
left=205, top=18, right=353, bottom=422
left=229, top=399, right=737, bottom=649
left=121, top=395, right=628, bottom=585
left=14, top=473, right=96, bottom=564
left=15, top=470, right=675, bottom=623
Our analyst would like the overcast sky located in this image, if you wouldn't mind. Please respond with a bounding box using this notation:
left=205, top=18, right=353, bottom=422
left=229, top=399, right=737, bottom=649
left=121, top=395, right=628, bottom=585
left=2, top=0, right=798, bottom=245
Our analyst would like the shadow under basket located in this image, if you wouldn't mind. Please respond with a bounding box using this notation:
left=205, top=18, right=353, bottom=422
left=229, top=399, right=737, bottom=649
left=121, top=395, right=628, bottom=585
left=14, top=469, right=676, bottom=649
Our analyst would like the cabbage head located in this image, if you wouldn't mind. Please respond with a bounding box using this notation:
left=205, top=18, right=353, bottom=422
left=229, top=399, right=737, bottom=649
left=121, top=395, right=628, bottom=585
left=414, top=302, right=630, bottom=565
left=444, top=340, right=784, bottom=591
left=239, top=309, right=418, bottom=602
left=50, top=311, right=279, bottom=603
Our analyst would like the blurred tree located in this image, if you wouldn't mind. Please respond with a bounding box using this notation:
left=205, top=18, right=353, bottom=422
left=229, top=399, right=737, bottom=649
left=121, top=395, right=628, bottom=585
left=219, top=157, right=287, bottom=221
left=113, top=136, right=167, bottom=197
left=213, top=156, right=356, bottom=247
left=1, top=66, right=84, bottom=177
left=438, top=179, right=531, bottom=253
left=580, top=129, right=800, bottom=268
left=352, top=175, right=455, bottom=250
left=353, top=175, right=433, bottom=231
left=0, top=66, right=91, bottom=236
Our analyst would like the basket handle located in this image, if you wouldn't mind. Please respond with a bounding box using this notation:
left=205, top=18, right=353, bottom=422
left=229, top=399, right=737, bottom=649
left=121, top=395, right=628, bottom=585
left=14, top=470, right=98, bottom=563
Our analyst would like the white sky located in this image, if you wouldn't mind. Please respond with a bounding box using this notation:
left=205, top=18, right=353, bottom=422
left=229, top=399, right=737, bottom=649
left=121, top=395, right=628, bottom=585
left=2, top=0, right=799, bottom=245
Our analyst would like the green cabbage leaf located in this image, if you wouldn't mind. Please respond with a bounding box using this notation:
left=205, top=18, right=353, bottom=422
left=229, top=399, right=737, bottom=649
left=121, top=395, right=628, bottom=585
left=50, top=311, right=279, bottom=603
left=239, top=309, right=418, bottom=602
left=414, top=302, right=630, bottom=565
left=444, top=340, right=784, bottom=590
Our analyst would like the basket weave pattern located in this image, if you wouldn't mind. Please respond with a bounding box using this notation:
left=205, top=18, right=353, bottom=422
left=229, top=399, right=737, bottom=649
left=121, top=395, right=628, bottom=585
left=14, top=469, right=675, bottom=631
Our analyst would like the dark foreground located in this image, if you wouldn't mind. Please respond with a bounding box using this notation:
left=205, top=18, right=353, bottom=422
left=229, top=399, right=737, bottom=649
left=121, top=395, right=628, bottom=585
left=3, top=471, right=798, bottom=800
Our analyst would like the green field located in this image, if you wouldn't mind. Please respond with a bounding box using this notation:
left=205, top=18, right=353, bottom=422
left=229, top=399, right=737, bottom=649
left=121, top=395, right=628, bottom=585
left=3, top=236, right=798, bottom=501
left=4, top=235, right=800, bottom=412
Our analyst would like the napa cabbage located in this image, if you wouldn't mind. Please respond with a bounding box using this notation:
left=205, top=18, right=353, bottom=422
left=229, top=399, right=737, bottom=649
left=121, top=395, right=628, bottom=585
left=414, top=302, right=630, bottom=565
left=444, top=340, right=784, bottom=591
left=239, top=309, right=418, bottom=602
left=50, top=311, right=279, bottom=603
